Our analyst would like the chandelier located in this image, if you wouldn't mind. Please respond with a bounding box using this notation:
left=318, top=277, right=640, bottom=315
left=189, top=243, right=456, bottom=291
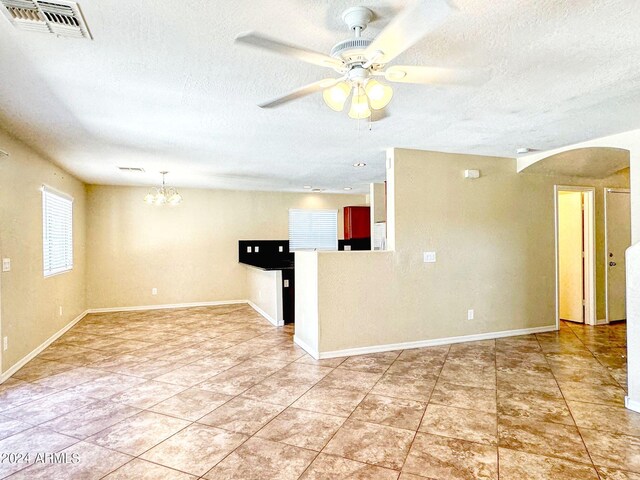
left=144, top=171, right=182, bottom=206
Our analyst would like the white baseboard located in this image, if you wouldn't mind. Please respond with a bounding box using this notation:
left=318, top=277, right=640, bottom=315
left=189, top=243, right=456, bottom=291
left=0, top=309, right=89, bottom=384
left=247, top=301, right=284, bottom=327
left=86, top=300, right=247, bottom=314
left=293, top=335, right=319, bottom=359
left=626, top=396, right=640, bottom=413
left=315, top=325, right=558, bottom=359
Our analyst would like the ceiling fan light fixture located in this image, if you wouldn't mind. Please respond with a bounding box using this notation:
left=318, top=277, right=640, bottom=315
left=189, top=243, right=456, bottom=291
left=365, top=79, right=393, bottom=110
left=323, top=81, right=351, bottom=111
left=348, top=86, right=371, bottom=119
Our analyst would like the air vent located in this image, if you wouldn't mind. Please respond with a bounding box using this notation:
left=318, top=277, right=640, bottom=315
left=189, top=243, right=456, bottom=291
left=118, top=167, right=145, bottom=172
left=0, top=0, right=91, bottom=39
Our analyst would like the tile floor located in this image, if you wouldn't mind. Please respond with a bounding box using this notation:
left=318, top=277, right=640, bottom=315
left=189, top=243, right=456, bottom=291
left=0, top=304, right=635, bottom=479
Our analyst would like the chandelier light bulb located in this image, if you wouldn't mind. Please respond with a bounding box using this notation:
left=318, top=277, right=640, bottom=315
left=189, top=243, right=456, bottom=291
left=144, top=171, right=181, bottom=206
left=323, top=81, right=351, bottom=111
left=348, top=86, right=371, bottom=119
left=365, top=79, right=393, bottom=110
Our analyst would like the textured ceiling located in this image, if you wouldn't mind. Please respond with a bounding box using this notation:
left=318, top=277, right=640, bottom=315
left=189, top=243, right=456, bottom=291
left=1, top=0, right=640, bottom=193
left=521, top=147, right=630, bottom=178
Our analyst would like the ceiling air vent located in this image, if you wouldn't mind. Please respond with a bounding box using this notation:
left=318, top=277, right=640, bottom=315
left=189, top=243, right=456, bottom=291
left=118, top=167, right=145, bottom=172
left=0, top=0, right=91, bottom=39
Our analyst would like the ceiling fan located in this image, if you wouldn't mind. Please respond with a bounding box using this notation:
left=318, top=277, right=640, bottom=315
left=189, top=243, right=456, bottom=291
left=236, top=0, right=483, bottom=120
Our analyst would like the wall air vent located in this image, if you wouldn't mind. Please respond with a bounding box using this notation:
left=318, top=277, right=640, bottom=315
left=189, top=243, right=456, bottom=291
left=118, top=167, right=145, bottom=172
left=0, top=0, right=91, bottom=39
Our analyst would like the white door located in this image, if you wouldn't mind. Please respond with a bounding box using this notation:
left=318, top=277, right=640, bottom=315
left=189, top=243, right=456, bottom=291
left=558, top=191, right=585, bottom=322
left=606, top=190, right=631, bottom=322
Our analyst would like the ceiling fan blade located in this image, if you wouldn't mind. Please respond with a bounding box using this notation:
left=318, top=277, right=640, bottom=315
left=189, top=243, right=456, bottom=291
left=365, top=0, right=454, bottom=65
left=236, top=32, right=344, bottom=69
left=384, top=65, right=489, bottom=86
left=258, top=78, right=341, bottom=108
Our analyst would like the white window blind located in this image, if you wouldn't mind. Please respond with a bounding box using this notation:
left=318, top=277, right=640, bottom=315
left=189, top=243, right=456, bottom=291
left=42, top=185, right=73, bottom=277
left=289, top=209, right=338, bottom=251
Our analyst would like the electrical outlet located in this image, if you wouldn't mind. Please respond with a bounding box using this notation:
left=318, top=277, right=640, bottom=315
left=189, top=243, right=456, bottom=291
left=467, top=309, right=474, bottom=320
left=3, top=337, right=7, bottom=351
left=246, top=246, right=252, bottom=253
left=284, top=279, right=290, bottom=288
left=254, top=246, right=259, bottom=253
left=59, top=306, right=63, bottom=316
left=278, top=246, right=284, bottom=252
left=2, top=258, right=10, bottom=272
left=152, top=288, right=158, bottom=295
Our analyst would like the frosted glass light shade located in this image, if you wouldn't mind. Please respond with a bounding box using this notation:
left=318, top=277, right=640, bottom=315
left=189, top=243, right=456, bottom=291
left=365, top=79, right=393, bottom=110
left=348, top=87, right=371, bottom=119
left=323, top=82, right=351, bottom=111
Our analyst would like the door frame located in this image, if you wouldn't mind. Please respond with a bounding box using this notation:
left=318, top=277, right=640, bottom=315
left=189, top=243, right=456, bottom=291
left=554, top=185, right=596, bottom=327
left=604, top=187, right=631, bottom=323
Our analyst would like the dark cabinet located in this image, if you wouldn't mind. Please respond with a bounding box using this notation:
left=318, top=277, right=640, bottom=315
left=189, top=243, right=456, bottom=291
left=344, top=206, right=371, bottom=240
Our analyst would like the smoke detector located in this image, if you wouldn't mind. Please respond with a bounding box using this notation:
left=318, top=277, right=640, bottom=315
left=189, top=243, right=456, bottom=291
left=0, top=0, right=92, bottom=39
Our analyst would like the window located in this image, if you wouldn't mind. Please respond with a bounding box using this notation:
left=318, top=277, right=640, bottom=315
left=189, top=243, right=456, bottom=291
left=288, top=209, right=338, bottom=251
left=42, top=185, right=73, bottom=277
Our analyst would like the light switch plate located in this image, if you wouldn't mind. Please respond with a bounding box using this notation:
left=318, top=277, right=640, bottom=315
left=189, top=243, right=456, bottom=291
left=423, top=252, right=437, bottom=263
left=279, top=246, right=284, bottom=252
left=284, top=279, right=289, bottom=287
left=2, top=258, right=10, bottom=272
left=344, top=245, right=352, bottom=251
left=255, top=246, right=259, bottom=253
left=246, top=246, right=252, bottom=253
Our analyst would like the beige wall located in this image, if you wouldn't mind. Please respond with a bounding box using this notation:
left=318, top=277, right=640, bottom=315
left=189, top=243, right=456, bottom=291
left=301, top=148, right=630, bottom=354
left=86, top=185, right=363, bottom=309
left=247, top=267, right=282, bottom=325
left=0, top=130, right=86, bottom=373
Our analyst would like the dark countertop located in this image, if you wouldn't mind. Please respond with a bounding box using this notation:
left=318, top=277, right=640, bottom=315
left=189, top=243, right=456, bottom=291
left=240, top=260, right=294, bottom=271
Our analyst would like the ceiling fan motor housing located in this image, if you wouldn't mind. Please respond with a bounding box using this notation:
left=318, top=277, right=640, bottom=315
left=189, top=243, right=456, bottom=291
left=330, top=38, right=372, bottom=64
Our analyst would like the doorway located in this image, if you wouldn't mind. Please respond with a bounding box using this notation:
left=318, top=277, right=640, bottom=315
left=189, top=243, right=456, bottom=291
left=605, top=188, right=631, bottom=323
left=555, top=186, right=595, bottom=325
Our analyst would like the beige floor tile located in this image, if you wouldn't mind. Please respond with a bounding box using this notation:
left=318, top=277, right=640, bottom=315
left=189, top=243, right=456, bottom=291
left=497, top=372, right=563, bottom=398
left=104, top=458, right=198, bottom=479
left=439, top=363, right=496, bottom=388
left=87, top=411, right=190, bottom=456
left=370, top=373, right=437, bottom=401
left=291, top=385, right=366, bottom=417
left=569, top=401, right=640, bottom=436
left=497, top=391, right=574, bottom=425
left=32, top=366, right=106, bottom=390
left=153, top=364, right=220, bottom=387
left=65, top=373, right=147, bottom=399
left=300, top=453, right=400, bottom=479
left=255, top=407, right=345, bottom=451
left=41, top=400, right=140, bottom=439
left=149, top=387, right=232, bottom=421
left=338, top=351, right=400, bottom=374
left=8, top=441, right=132, bottom=480
left=0, top=379, right=57, bottom=413
left=323, top=419, right=415, bottom=470
left=0, top=415, right=31, bottom=441
left=597, top=467, right=640, bottom=480
left=403, top=432, right=497, bottom=480
left=385, top=360, right=443, bottom=378
left=581, top=428, right=640, bottom=473
left=198, top=397, right=285, bottom=435
left=141, top=423, right=247, bottom=476
left=498, top=447, right=599, bottom=480
left=419, top=404, right=497, bottom=445
left=12, top=358, right=75, bottom=382
left=241, top=375, right=317, bottom=406
left=2, top=389, right=96, bottom=425
left=430, top=380, right=496, bottom=413
left=396, top=345, right=450, bottom=364
left=317, top=368, right=383, bottom=393
left=498, top=415, right=591, bottom=463
left=558, top=380, right=627, bottom=406
left=351, top=394, right=426, bottom=431
left=203, top=437, right=316, bottom=480
left=108, top=380, right=186, bottom=409
left=295, top=354, right=347, bottom=368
